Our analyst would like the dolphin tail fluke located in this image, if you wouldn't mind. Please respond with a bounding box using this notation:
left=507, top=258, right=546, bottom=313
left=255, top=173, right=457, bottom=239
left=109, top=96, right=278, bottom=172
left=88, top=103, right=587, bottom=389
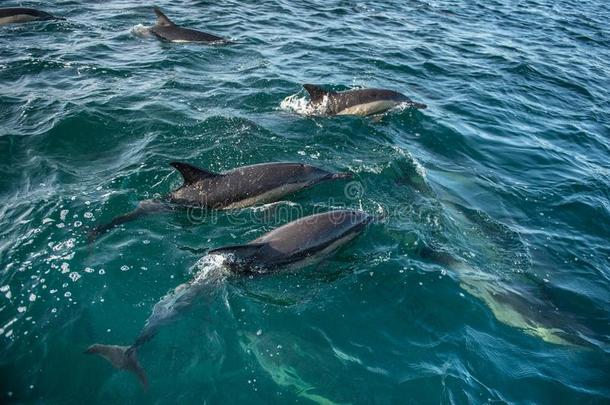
left=88, top=200, right=170, bottom=243
left=88, top=209, right=143, bottom=242
left=85, top=344, right=148, bottom=390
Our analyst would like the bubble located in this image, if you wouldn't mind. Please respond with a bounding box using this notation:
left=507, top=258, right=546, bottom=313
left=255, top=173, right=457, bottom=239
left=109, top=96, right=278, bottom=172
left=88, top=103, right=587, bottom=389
left=120, top=265, right=130, bottom=272
left=28, top=294, right=36, bottom=302
left=84, top=267, right=94, bottom=273
left=61, top=263, right=70, bottom=274
left=17, top=306, right=26, bottom=313
left=99, top=269, right=106, bottom=275
left=69, top=272, right=81, bottom=282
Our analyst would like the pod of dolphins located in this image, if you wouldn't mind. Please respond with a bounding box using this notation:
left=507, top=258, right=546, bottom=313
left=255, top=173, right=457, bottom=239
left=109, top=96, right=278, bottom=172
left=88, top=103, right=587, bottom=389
left=2, top=4, right=595, bottom=392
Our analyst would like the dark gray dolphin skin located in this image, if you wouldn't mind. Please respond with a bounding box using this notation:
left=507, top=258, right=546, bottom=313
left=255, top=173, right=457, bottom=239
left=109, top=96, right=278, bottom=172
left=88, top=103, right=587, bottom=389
left=89, top=161, right=352, bottom=240
left=0, top=8, right=64, bottom=25
left=150, top=7, right=226, bottom=43
left=303, top=84, right=427, bottom=116
left=85, top=210, right=373, bottom=389
left=210, top=209, right=374, bottom=271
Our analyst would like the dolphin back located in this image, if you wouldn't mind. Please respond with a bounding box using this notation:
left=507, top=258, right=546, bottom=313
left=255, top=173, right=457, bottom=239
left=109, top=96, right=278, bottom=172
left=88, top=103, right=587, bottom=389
left=0, top=7, right=64, bottom=23
left=209, top=243, right=269, bottom=272
left=151, top=7, right=226, bottom=43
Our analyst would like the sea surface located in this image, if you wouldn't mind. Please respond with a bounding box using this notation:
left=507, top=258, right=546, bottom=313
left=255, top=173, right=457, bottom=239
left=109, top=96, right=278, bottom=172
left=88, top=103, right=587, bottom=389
left=1, top=1, right=610, bottom=403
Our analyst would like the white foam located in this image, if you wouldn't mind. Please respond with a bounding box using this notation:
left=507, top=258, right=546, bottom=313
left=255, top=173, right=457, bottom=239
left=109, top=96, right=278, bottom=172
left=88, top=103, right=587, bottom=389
left=192, top=253, right=230, bottom=283
left=279, top=93, right=331, bottom=116
left=131, top=24, right=152, bottom=38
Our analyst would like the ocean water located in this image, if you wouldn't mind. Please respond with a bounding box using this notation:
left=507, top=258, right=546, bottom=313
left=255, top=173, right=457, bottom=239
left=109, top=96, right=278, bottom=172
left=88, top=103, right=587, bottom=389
left=1, top=0, right=610, bottom=403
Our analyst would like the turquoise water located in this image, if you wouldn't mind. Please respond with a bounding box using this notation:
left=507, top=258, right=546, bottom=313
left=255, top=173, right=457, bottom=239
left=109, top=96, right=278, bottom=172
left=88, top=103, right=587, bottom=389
left=1, top=1, right=610, bottom=403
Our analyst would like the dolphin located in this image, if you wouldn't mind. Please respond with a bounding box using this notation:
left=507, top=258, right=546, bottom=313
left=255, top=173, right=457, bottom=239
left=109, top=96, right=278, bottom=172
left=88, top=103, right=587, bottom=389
left=302, top=84, right=427, bottom=116
left=90, top=161, right=352, bottom=240
left=149, top=7, right=227, bottom=43
left=0, top=8, right=64, bottom=25
left=86, top=210, right=374, bottom=388
left=417, top=245, right=595, bottom=346
left=209, top=209, right=374, bottom=272
left=239, top=331, right=347, bottom=405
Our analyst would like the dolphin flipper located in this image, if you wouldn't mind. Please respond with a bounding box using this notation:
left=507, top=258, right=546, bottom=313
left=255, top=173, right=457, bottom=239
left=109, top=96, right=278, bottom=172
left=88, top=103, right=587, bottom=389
left=85, top=344, right=148, bottom=390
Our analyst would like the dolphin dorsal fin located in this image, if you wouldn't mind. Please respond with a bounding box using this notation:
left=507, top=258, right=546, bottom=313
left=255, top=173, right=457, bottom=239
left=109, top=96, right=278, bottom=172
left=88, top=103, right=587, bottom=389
left=153, top=7, right=175, bottom=27
left=170, top=162, right=218, bottom=185
left=303, top=84, right=329, bottom=102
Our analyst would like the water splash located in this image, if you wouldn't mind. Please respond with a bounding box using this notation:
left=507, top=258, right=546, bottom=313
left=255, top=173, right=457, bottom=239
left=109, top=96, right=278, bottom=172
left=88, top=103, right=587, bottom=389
left=279, top=92, right=331, bottom=116
left=192, top=253, right=230, bottom=285
left=131, top=24, right=152, bottom=38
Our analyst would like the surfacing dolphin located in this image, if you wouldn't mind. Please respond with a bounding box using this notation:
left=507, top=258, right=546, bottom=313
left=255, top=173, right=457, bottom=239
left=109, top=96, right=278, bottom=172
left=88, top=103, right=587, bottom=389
left=302, top=84, right=427, bottom=116
left=89, top=161, right=352, bottom=240
left=210, top=210, right=374, bottom=271
left=86, top=210, right=374, bottom=389
left=150, top=7, right=227, bottom=43
left=0, top=8, right=64, bottom=25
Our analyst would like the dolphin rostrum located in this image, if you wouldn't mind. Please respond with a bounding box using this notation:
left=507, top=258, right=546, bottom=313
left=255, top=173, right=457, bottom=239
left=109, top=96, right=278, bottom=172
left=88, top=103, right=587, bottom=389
left=90, top=162, right=352, bottom=240
left=150, top=7, right=227, bottom=43
left=0, top=8, right=64, bottom=25
left=86, top=210, right=374, bottom=388
left=302, top=84, right=426, bottom=116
